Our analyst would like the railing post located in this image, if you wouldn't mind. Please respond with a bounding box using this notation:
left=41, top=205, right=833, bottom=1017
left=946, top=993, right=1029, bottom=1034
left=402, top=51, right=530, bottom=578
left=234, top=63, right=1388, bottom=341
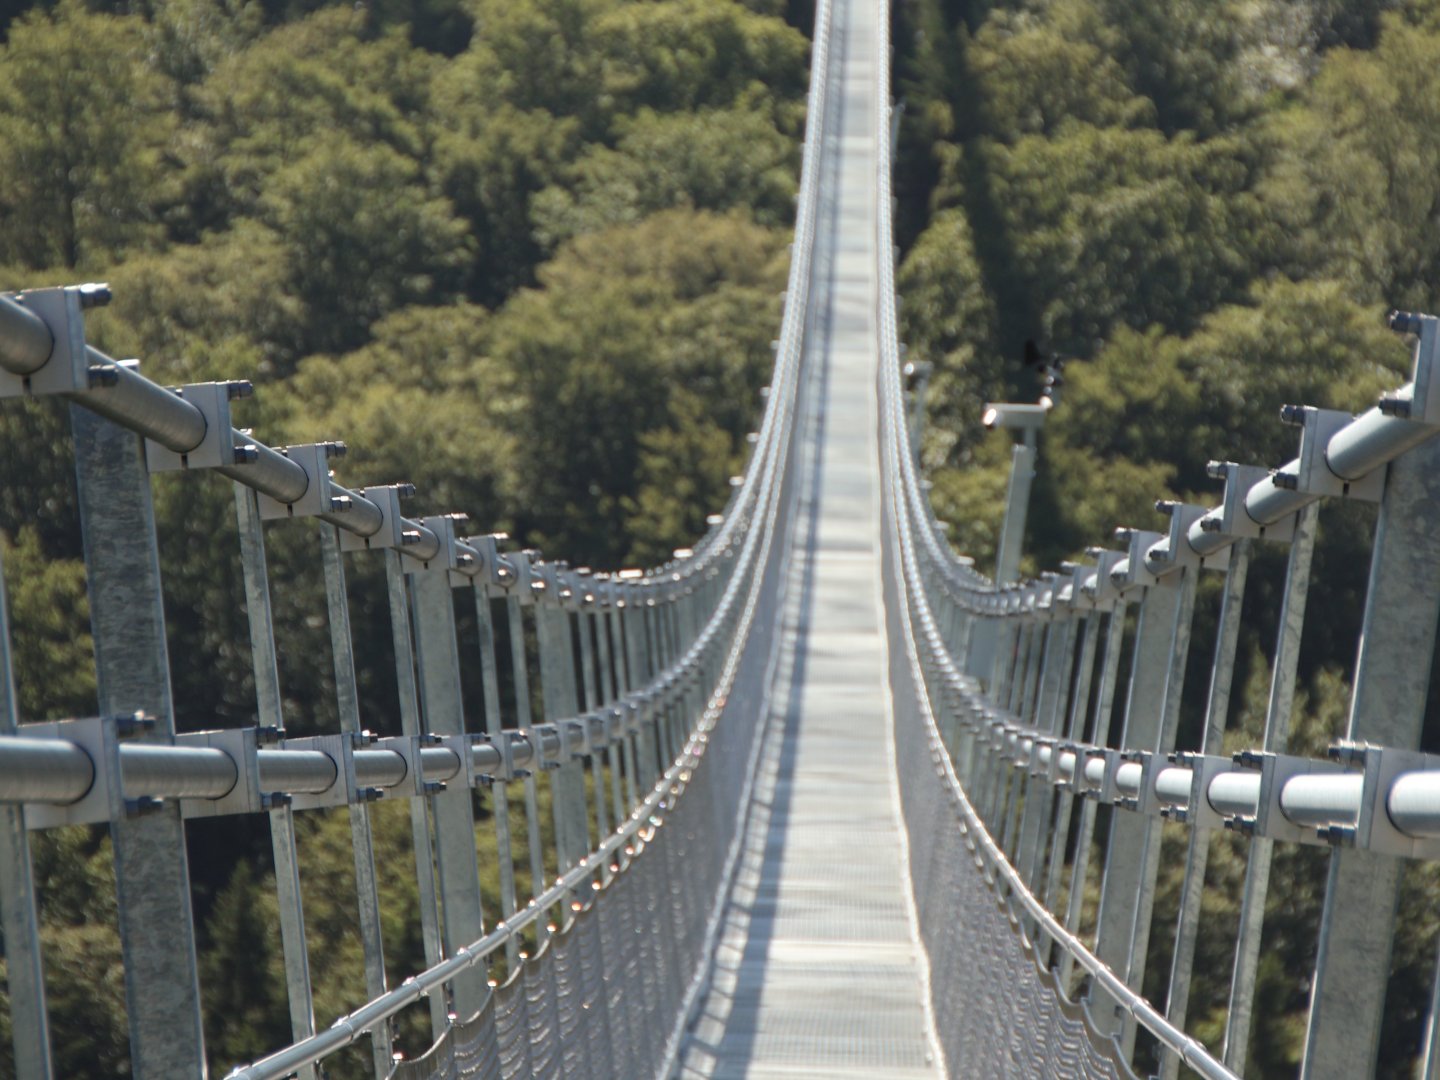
left=1223, top=506, right=1317, bottom=1072
left=0, top=544, right=52, bottom=1080
left=71, top=403, right=207, bottom=1079
left=534, top=566, right=589, bottom=905
left=407, top=530, right=489, bottom=1022
left=465, top=540, right=519, bottom=970
left=1160, top=538, right=1251, bottom=1080
left=318, top=524, right=392, bottom=1077
left=592, top=584, right=627, bottom=830
left=1089, top=577, right=1180, bottom=1040
left=234, top=487, right=317, bottom=1080
left=1042, top=606, right=1100, bottom=909
left=612, top=591, right=642, bottom=811
left=1301, top=440, right=1440, bottom=1080
left=1018, top=607, right=1075, bottom=889
left=500, top=560, right=549, bottom=931
left=383, top=550, right=448, bottom=1038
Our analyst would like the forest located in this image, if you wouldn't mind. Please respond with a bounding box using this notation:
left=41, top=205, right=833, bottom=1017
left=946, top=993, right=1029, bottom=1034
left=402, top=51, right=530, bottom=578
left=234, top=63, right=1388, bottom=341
left=892, top=0, right=1440, bottom=1076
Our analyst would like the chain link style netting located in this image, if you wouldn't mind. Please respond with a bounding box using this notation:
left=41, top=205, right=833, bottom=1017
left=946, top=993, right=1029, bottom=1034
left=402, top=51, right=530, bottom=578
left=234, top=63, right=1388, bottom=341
left=884, top=586, right=1132, bottom=1079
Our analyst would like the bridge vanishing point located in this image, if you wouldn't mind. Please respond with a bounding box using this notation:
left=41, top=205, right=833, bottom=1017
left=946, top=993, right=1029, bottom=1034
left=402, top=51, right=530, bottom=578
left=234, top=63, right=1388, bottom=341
left=6, top=1, right=1440, bottom=1078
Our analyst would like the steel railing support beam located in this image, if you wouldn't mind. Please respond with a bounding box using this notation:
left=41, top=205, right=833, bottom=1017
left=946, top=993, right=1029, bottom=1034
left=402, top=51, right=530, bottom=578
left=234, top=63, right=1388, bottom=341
left=71, top=403, right=207, bottom=1078
left=1301, top=439, right=1440, bottom=1080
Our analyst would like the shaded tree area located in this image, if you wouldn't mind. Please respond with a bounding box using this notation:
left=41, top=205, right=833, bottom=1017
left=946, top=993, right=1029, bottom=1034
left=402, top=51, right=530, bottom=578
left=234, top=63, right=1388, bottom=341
left=892, top=0, right=1440, bottom=1076
left=0, top=0, right=809, bottom=1074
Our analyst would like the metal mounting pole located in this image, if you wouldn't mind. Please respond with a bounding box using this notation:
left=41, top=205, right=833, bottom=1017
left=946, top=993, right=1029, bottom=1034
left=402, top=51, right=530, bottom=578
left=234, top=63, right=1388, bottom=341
left=409, top=568, right=488, bottom=1021
left=593, top=604, right=627, bottom=829
left=504, top=593, right=548, bottom=921
left=318, top=525, right=391, bottom=1077
left=1042, top=613, right=1100, bottom=909
left=1123, top=568, right=1197, bottom=1009
left=996, top=436, right=1037, bottom=586
left=0, top=543, right=52, bottom=1080
left=383, top=552, right=447, bottom=1039
left=71, top=403, right=206, bottom=1079
left=234, top=487, right=317, bottom=1080
left=1301, top=441, right=1440, bottom=1080
left=1090, top=582, right=1180, bottom=1041
left=1161, top=540, right=1251, bottom=1080
left=471, top=582, right=519, bottom=970
left=1224, top=507, right=1316, bottom=1072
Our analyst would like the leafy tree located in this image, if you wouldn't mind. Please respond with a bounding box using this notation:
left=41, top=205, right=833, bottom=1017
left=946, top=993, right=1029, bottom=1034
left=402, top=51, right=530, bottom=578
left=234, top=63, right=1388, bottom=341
left=489, top=208, right=785, bottom=566
left=0, top=0, right=177, bottom=269
left=531, top=101, right=798, bottom=248
left=257, top=136, right=471, bottom=357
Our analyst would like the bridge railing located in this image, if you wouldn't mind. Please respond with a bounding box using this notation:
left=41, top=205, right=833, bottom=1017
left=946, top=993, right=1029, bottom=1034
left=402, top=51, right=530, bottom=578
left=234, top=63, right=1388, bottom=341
left=874, top=0, right=1440, bottom=1076
left=0, top=2, right=836, bottom=1077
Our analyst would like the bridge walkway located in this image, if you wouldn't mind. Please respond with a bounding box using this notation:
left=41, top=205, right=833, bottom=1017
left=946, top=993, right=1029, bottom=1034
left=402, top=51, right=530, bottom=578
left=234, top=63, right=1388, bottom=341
left=677, top=0, right=942, bottom=1075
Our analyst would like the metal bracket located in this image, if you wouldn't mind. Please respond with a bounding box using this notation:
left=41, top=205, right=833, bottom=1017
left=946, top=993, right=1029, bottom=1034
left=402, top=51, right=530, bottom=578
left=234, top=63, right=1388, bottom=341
left=1167, top=752, right=1237, bottom=831
left=286, top=733, right=370, bottom=811
left=339, top=484, right=414, bottom=552
left=0, top=287, right=90, bottom=399
left=257, top=444, right=347, bottom=521
left=22, top=713, right=152, bottom=829
left=177, top=727, right=267, bottom=818
left=1052, top=741, right=1082, bottom=788
left=472, top=730, right=517, bottom=784
left=1132, top=752, right=1171, bottom=816
left=532, top=723, right=567, bottom=769
left=1028, top=736, right=1054, bottom=778
left=1386, top=312, right=1440, bottom=423
left=377, top=734, right=445, bottom=797
left=1114, top=529, right=1165, bottom=591
left=1232, top=749, right=1351, bottom=846
left=1206, top=462, right=1297, bottom=543
left=1333, top=742, right=1440, bottom=859
left=462, top=534, right=518, bottom=596
left=145, top=382, right=248, bottom=472
left=1283, top=407, right=1386, bottom=502
left=1152, top=503, right=1231, bottom=573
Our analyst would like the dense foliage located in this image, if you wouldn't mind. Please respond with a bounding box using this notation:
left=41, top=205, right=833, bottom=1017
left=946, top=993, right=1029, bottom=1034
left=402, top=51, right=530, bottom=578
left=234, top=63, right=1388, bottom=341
left=892, top=0, right=1440, bottom=1075
left=0, top=0, right=809, bottom=1074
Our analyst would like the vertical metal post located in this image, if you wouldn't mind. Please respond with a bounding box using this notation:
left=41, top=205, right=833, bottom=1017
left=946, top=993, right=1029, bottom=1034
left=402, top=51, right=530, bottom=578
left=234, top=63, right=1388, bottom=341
left=1224, top=508, right=1316, bottom=1072
left=504, top=593, right=548, bottom=914
left=1090, top=582, right=1180, bottom=1038
left=1018, top=616, right=1074, bottom=889
left=1160, top=539, right=1251, bottom=1080
left=471, top=581, right=519, bottom=970
left=1061, top=604, right=1128, bottom=989
left=0, top=544, right=52, bottom=1080
left=318, top=526, right=392, bottom=1078
left=996, top=438, right=1037, bottom=586
left=1122, top=568, right=1197, bottom=1008
left=1042, top=613, right=1100, bottom=909
left=383, top=552, right=448, bottom=1038
left=71, top=404, right=206, bottom=1079
left=1005, top=622, right=1033, bottom=716
left=594, top=601, right=626, bottom=829
left=535, top=595, right=588, bottom=913
left=409, top=568, right=488, bottom=1020
left=575, top=601, right=611, bottom=854
left=1301, top=443, right=1440, bottom=1080
left=612, top=602, right=641, bottom=812
left=234, top=487, right=317, bottom=1080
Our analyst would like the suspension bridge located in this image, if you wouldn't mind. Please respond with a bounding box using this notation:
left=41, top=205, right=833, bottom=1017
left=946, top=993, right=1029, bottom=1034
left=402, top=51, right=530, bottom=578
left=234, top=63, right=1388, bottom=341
left=4, top=0, right=1440, bottom=1077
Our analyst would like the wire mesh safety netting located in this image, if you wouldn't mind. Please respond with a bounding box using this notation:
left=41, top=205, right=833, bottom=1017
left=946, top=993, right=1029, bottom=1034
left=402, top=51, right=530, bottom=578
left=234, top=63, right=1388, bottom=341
left=389, top=704, right=756, bottom=1080
left=886, top=631, right=1133, bottom=1079
left=386, top=283, right=804, bottom=1080
left=880, top=548, right=1134, bottom=1080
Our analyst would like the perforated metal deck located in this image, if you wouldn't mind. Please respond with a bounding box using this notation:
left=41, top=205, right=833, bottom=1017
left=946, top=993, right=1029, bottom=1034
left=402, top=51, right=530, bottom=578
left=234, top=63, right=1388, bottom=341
left=677, top=1, right=942, bottom=1075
